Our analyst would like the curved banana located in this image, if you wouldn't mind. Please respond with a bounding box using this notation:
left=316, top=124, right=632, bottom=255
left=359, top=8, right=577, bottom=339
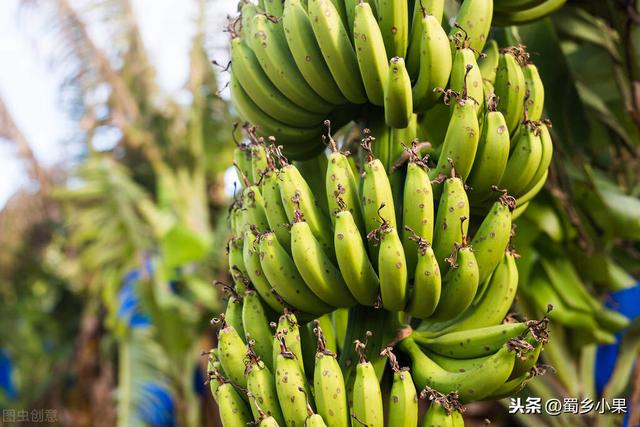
left=376, top=0, right=409, bottom=58
left=250, top=14, right=334, bottom=113
left=431, top=173, right=470, bottom=272
left=467, top=99, right=511, bottom=202
left=406, top=236, right=442, bottom=319
left=291, top=210, right=357, bottom=307
left=218, top=322, right=248, bottom=388
left=246, top=351, right=286, bottom=425
left=216, top=379, right=253, bottom=427
left=353, top=1, right=389, bottom=106
left=282, top=0, right=347, bottom=105
left=229, top=73, right=322, bottom=144
left=258, top=232, right=333, bottom=315
left=493, top=50, right=527, bottom=135
left=224, top=292, right=245, bottom=343
left=374, top=216, right=408, bottom=311
left=243, top=290, right=276, bottom=369
left=242, top=184, right=271, bottom=232
left=470, top=195, right=514, bottom=284
left=414, top=322, right=529, bottom=359
left=243, top=231, right=287, bottom=314
left=523, top=62, right=545, bottom=121
left=326, top=141, right=364, bottom=231
left=499, top=123, right=543, bottom=197
left=411, top=15, right=452, bottom=112
left=449, top=49, right=483, bottom=113
left=429, top=97, right=480, bottom=182
left=521, top=122, right=553, bottom=195
left=449, top=0, right=493, bottom=53
left=260, top=168, right=292, bottom=252
left=334, top=208, right=380, bottom=306
left=420, top=399, right=454, bottom=427
left=229, top=237, right=249, bottom=292
left=406, top=0, right=446, bottom=78
left=231, top=38, right=323, bottom=127
left=274, top=335, right=313, bottom=427
left=307, top=0, right=367, bottom=104
left=272, top=312, right=306, bottom=376
left=384, top=57, right=413, bottom=128
left=515, top=169, right=548, bottom=207
left=402, top=154, right=434, bottom=275
left=234, top=143, right=254, bottom=186
left=383, top=348, right=418, bottom=427
left=279, top=163, right=334, bottom=256
left=313, top=326, right=350, bottom=427
left=264, top=0, right=284, bottom=16
left=494, top=0, right=567, bottom=26
left=400, top=337, right=516, bottom=402
left=351, top=340, right=384, bottom=427
left=429, top=243, right=479, bottom=321
left=479, top=39, right=500, bottom=85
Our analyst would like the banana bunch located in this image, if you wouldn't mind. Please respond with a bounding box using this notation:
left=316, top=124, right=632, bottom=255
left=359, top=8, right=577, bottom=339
left=226, top=127, right=525, bottom=320
left=493, top=0, right=568, bottom=26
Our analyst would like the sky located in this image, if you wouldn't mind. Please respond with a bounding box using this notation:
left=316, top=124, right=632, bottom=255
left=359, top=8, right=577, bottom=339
left=0, top=0, right=237, bottom=208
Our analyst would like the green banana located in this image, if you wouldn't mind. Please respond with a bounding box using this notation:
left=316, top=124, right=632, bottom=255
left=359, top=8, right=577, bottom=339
left=521, top=122, right=552, bottom=195
left=523, top=62, right=545, bottom=121
left=243, top=290, right=276, bottom=369
left=291, top=205, right=357, bottom=307
left=351, top=339, right=384, bottom=427
left=449, top=0, right=493, bottom=52
left=384, top=57, right=412, bottom=129
left=495, top=0, right=549, bottom=13
left=382, top=348, right=418, bottom=427
left=479, top=39, right=499, bottom=85
left=258, top=231, right=333, bottom=315
left=246, top=349, right=286, bottom=425
left=260, top=168, right=292, bottom=252
left=400, top=337, right=516, bottom=402
left=333, top=308, right=349, bottom=353
left=376, top=0, right=409, bottom=58
left=420, top=250, right=519, bottom=336
left=372, top=212, right=408, bottom=311
left=250, top=14, right=334, bottom=113
left=229, top=73, right=321, bottom=144
left=228, top=237, right=249, bottom=293
left=216, top=378, right=253, bottom=427
left=449, top=49, right=483, bottom=113
left=313, top=325, right=350, bottom=427
left=470, top=195, right=514, bottom=284
left=305, top=414, right=328, bottom=426
left=499, top=122, right=543, bottom=197
left=242, top=184, right=271, bottom=232
left=218, top=321, right=248, bottom=388
left=494, top=0, right=567, bottom=26
left=293, top=153, right=330, bottom=217
left=251, top=143, right=270, bottom=181
left=241, top=2, right=259, bottom=38
left=493, top=50, right=526, bottom=135
left=272, top=311, right=306, bottom=376
left=264, top=0, right=284, bottom=16
left=411, top=14, right=452, bottom=112
left=402, top=149, right=434, bottom=275
left=233, top=143, right=253, bottom=186
left=274, top=334, right=313, bottom=427
left=429, top=95, right=480, bottom=182
left=334, top=207, right=380, bottom=306
left=429, top=241, right=479, bottom=321
left=360, top=134, right=397, bottom=260
left=279, top=163, right=334, bottom=256
left=515, top=169, right=547, bottom=207
left=231, top=38, right=323, bottom=127
left=243, top=230, right=288, bottom=313
left=258, top=416, right=281, bottom=427
left=467, top=97, right=511, bottom=202
left=223, top=290, right=245, bottom=342
left=406, top=234, right=442, bottom=319
left=419, top=399, right=454, bottom=427
left=326, top=139, right=364, bottom=231
left=406, top=0, right=446, bottom=78
left=282, top=0, right=347, bottom=105
left=353, top=1, right=388, bottom=106
left=414, top=322, right=529, bottom=359
left=431, top=172, right=470, bottom=272
left=308, top=0, right=367, bottom=104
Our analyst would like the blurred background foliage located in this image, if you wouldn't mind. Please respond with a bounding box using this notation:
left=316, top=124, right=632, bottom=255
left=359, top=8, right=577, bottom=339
left=0, top=0, right=639, bottom=426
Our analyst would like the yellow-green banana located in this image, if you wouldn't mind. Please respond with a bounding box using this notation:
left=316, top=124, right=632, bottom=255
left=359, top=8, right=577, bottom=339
left=243, top=290, right=276, bottom=369
left=272, top=312, right=306, bottom=376
left=383, top=348, right=418, bottom=427
left=523, top=62, right=544, bottom=121
left=308, top=0, right=367, bottom=104
left=313, top=325, right=350, bottom=427
left=411, top=15, right=452, bottom=112
left=499, top=123, right=543, bottom=197
left=260, top=168, right=292, bottom=252
left=246, top=350, right=286, bottom=425
left=373, top=213, right=408, bottom=311
left=353, top=1, right=389, bottom=106
left=326, top=140, right=364, bottom=231
left=218, top=321, right=248, bottom=388
left=479, top=39, right=499, bottom=85
left=406, top=0, right=446, bottom=78
left=406, top=234, right=442, bottom=319
left=449, top=49, right=483, bottom=113
left=351, top=339, right=384, bottom=427
left=216, top=378, right=253, bottom=427
left=521, top=122, right=552, bottom=195
left=243, top=230, right=287, bottom=313
left=376, top=0, right=409, bottom=58
left=449, top=0, right=493, bottom=53
left=494, top=50, right=526, bottom=134
left=384, top=57, right=412, bottom=129
left=264, top=0, right=285, bottom=16
left=291, top=207, right=357, bottom=307
left=231, top=38, right=323, bottom=127
left=282, top=0, right=347, bottom=105
left=258, top=231, right=333, bottom=315
left=250, top=14, right=334, bottom=113
left=274, top=334, right=313, bottom=427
